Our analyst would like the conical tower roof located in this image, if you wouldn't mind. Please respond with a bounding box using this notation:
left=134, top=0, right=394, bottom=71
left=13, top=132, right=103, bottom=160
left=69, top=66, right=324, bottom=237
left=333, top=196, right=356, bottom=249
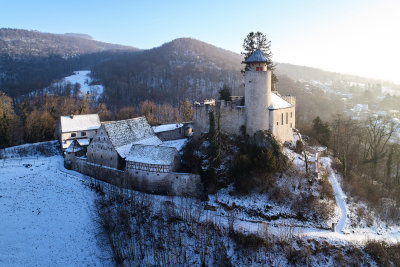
left=244, top=49, right=268, bottom=63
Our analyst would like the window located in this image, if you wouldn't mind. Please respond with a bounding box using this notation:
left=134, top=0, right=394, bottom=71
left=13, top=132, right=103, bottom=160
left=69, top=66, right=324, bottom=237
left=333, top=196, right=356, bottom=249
left=81, top=131, right=86, bottom=136
left=71, top=133, right=76, bottom=137
left=290, top=112, right=293, bottom=118
left=290, top=123, right=293, bottom=128
left=277, top=122, right=278, bottom=126
left=281, top=113, right=284, bottom=125
left=286, top=112, right=288, bottom=124
left=256, top=67, right=259, bottom=71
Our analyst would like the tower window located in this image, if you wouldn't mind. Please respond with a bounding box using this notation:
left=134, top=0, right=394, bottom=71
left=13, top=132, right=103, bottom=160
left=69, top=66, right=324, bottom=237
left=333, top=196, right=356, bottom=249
left=281, top=113, right=284, bottom=125
left=286, top=112, right=288, bottom=124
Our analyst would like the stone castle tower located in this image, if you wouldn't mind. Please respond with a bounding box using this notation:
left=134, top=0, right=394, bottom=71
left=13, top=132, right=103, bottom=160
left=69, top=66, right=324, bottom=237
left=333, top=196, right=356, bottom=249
left=193, top=49, right=296, bottom=143
left=244, top=49, right=272, bottom=135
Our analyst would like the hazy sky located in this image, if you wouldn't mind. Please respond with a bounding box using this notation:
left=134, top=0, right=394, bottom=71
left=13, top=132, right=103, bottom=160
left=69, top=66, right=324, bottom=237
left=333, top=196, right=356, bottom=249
left=1, top=0, right=399, bottom=83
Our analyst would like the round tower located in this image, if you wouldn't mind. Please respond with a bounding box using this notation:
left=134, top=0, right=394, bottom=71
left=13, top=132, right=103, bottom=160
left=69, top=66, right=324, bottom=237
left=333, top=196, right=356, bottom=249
left=244, top=49, right=272, bottom=135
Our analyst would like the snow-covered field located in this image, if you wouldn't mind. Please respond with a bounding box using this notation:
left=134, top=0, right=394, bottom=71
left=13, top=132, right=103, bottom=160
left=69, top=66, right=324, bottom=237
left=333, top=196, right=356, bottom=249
left=1, top=141, right=399, bottom=265
left=0, top=154, right=111, bottom=266
left=58, top=70, right=104, bottom=99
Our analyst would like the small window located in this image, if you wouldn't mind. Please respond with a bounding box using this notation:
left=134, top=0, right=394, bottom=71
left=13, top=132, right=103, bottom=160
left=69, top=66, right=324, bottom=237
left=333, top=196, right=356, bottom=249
left=277, top=122, right=278, bottom=126
left=71, top=133, right=76, bottom=137
left=290, top=112, right=293, bottom=118
left=286, top=112, right=288, bottom=124
left=281, top=113, right=284, bottom=125
left=256, top=67, right=259, bottom=71
left=81, top=131, right=86, bottom=136
left=157, top=173, right=160, bottom=176
left=290, top=123, right=293, bottom=128
left=110, top=157, right=112, bottom=161
left=136, top=171, right=138, bottom=174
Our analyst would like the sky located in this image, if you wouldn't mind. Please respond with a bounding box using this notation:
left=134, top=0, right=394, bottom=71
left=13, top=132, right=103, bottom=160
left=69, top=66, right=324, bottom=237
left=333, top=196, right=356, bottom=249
left=1, top=0, right=399, bottom=83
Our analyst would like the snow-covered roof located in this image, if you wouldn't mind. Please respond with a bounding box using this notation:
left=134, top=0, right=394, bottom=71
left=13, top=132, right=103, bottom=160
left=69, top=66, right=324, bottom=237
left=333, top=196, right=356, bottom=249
left=65, top=140, right=83, bottom=153
left=77, top=138, right=90, bottom=146
left=152, top=123, right=184, bottom=133
left=60, top=114, right=100, bottom=133
left=269, top=92, right=292, bottom=110
left=103, top=117, right=162, bottom=158
left=62, top=140, right=73, bottom=149
left=244, top=49, right=268, bottom=64
left=126, top=145, right=178, bottom=165
left=160, top=138, right=188, bottom=151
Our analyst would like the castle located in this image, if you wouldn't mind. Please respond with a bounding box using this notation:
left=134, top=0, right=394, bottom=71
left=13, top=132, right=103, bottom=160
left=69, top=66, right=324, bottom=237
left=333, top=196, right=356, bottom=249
left=194, top=49, right=296, bottom=143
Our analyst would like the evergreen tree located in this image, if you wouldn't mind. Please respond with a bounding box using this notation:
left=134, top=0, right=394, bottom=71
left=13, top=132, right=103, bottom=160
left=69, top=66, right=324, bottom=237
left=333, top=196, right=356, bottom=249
left=242, top=31, right=278, bottom=86
left=312, top=116, right=331, bottom=147
left=218, top=84, right=231, bottom=101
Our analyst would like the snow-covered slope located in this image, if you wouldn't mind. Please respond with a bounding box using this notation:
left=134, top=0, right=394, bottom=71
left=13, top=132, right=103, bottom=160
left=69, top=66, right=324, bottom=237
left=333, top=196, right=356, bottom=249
left=0, top=153, right=111, bottom=266
left=57, top=70, right=104, bottom=100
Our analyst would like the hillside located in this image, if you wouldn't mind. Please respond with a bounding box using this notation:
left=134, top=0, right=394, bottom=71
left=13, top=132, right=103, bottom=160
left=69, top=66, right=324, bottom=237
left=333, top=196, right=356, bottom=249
left=0, top=28, right=136, bottom=58
left=1, top=141, right=399, bottom=266
left=92, top=38, right=244, bottom=105
left=0, top=28, right=138, bottom=97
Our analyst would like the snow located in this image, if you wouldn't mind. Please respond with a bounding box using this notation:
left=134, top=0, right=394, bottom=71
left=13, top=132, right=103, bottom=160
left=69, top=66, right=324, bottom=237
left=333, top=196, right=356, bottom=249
left=133, top=135, right=163, bottom=146
left=61, top=70, right=104, bottom=99
left=115, top=143, right=133, bottom=158
left=60, top=114, right=100, bottom=133
left=0, top=155, right=111, bottom=266
left=269, top=92, right=292, bottom=110
left=126, top=145, right=178, bottom=165
left=320, top=157, right=348, bottom=234
left=152, top=123, right=184, bottom=133
left=77, top=138, right=90, bottom=146
left=161, top=138, right=188, bottom=151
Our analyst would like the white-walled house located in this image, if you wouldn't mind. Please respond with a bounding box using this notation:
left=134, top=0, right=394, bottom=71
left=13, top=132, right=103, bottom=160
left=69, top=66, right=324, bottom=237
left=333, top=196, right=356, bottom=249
left=59, top=114, right=101, bottom=151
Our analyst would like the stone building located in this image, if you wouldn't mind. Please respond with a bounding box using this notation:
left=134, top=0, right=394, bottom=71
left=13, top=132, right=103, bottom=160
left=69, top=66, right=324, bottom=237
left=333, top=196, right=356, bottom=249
left=59, top=114, right=101, bottom=151
left=86, top=117, right=162, bottom=170
left=193, top=49, right=296, bottom=143
left=65, top=116, right=202, bottom=196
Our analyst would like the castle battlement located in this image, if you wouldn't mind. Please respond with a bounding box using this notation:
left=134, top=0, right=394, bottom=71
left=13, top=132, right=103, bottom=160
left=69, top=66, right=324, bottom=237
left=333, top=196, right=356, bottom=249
left=282, top=95, right=296, bottom=106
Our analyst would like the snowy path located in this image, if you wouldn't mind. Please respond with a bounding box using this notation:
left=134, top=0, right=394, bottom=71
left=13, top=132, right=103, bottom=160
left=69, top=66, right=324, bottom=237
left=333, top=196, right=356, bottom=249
left=320, top=157, right=348, bottom=233
left=0, top=156, right=112, bottom=266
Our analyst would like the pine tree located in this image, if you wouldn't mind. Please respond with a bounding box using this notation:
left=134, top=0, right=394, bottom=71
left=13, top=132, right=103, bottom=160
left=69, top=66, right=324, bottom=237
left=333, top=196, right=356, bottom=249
left=242, top=32, right=278, bottom=86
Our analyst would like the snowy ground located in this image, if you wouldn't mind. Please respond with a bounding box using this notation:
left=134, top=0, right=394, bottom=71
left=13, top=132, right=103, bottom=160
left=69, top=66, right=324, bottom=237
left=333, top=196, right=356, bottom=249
left=1, top=141, right=399, bottom=265
left=0, top=155, right=112, bottom=266
left=58, top=70, right=104, bottom=100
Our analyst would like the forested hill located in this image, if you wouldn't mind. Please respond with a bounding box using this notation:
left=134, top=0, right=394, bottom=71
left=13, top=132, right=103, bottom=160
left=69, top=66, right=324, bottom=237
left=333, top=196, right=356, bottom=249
left=92, top=38, right=244, bottom=106
left=0, top=28, right=137, bottom=58
left=0, top=28, right=139, bottom=97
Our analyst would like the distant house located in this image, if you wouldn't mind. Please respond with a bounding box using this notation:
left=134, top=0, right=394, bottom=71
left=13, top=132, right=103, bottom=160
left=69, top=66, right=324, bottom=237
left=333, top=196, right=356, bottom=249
left=59, top=114, right=101, bottom=151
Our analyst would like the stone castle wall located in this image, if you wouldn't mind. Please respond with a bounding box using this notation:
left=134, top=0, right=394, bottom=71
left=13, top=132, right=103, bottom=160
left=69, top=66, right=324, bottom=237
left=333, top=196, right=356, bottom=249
left=69, top=156, right=202, bottom=197
left=193, top=100, right=246, bottom=136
